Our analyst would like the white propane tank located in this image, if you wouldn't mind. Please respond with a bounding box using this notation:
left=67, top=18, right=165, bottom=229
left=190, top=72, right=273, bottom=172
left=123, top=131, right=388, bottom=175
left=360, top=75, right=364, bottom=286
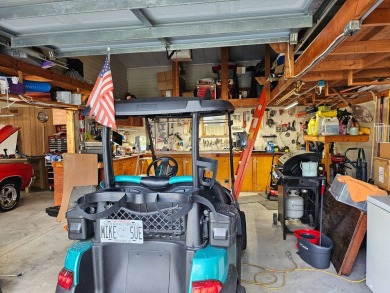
left=285, top=190, right=304, bottom=219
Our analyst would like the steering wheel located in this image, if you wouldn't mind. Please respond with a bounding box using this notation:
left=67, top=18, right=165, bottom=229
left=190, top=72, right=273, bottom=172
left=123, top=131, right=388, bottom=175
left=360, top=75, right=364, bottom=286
left=146, top=156, right=178, bottom=177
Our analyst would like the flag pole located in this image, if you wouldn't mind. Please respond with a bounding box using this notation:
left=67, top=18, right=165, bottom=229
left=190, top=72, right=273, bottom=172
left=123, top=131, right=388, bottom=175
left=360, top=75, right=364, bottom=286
left=107, top=47, right=110, bottom=61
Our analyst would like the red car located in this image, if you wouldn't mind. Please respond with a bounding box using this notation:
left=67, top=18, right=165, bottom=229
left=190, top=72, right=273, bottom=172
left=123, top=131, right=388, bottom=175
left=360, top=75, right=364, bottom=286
left=0, top=125, right=34, bottom=212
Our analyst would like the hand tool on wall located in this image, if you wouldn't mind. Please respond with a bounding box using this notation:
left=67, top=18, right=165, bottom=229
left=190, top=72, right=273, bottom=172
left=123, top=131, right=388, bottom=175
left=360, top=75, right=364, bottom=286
left=291, top=120, right=296, bottom=131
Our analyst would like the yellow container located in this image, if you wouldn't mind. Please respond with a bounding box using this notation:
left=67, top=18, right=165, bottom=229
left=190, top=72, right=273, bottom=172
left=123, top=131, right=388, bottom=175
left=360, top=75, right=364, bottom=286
left=308, top=117, right=317, bottom=135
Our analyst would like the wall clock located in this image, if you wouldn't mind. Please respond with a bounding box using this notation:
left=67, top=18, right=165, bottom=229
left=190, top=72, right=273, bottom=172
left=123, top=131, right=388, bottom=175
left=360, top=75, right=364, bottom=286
left=37, top=111, right=49, bottom=123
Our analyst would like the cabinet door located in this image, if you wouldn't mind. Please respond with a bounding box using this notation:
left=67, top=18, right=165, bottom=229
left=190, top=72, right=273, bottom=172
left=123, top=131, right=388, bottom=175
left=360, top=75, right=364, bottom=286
left=113, top=160, right=123, bottom=175
left=175, top=157, right=184, bottom=176
left=183, top=157, right=193, bottom=176
left=233, top=156, right=253, bottom=192
left=216, top=157, right=231, bottom=189
left=122, top=158, right=137, bottom=175
left=253, top=155, right=280, bottom=192
left=130, top=117, right=144, bottom=127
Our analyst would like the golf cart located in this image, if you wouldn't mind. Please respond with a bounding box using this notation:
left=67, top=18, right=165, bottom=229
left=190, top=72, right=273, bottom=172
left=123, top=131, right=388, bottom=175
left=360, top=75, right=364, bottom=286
left=56, top=97, right=247, bottom=293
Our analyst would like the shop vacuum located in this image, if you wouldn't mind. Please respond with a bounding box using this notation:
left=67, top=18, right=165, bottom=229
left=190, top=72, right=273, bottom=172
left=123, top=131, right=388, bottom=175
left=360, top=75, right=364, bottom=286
left=344, top=147, right=368, bottom=182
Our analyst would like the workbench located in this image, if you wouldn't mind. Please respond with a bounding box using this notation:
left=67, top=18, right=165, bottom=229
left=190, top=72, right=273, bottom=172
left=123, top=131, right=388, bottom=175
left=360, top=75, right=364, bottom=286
left=304, top=135, right=369, bottom=182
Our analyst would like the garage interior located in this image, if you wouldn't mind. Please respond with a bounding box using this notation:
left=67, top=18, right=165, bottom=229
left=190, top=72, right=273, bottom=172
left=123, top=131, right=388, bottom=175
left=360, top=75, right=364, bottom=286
left=0, top=0, right=390, bottom=292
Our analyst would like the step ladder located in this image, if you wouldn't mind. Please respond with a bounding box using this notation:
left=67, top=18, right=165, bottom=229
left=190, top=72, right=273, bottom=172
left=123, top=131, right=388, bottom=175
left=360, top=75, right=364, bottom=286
left=233, top=89, right=267, bottom=198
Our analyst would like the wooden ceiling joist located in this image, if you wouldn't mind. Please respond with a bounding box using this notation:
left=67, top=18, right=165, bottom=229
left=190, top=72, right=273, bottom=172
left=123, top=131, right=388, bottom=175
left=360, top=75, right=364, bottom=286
left=348, top=70, right=390, bottom=86
left=269, top=42, right=287, bottom=54
left=361, top=8, right=390, bottom=27
left=302, top=67, right=390, bottom=82
left=311, top=59, right=364, bottom=71
left=330, top=40, right=390, bottom=55
left=293, top=0, right=379, bottom=76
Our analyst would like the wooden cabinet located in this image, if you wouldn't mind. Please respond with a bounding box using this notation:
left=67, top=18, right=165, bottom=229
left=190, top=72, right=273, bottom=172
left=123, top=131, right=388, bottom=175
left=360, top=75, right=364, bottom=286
left=116, top=117, right=144, bottom=127
left=233, top=156, right=253, bottom=192
left=153, top=152, right=276, bottom=192
left=253, top=154, right=280, bottom=192
left=112, top=156, right=138, bottom=175
left=183, top=157, right=193, bottom=176
left=216, top=157, right=231, bottom=189
left=122, top=158, right=137, bottom=175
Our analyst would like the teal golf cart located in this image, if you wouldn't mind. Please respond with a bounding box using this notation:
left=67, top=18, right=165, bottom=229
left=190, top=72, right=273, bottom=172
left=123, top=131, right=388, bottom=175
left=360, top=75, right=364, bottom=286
left=56, top=97, right=246, bottom=293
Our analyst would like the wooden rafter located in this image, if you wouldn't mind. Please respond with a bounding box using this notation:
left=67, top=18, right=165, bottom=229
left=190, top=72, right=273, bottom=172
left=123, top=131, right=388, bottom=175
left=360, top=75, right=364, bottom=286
left=293, top=0, right=379, bottom=76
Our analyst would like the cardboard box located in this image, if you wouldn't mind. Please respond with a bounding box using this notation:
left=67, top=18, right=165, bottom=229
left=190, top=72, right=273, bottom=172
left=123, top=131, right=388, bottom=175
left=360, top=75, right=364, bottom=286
left=156, top=72, right=165, bottom=82
left=164, top=71, right=172, bottom=81
left=374, top=157, right=390, bottom=191
left=182, top=91, right=194, bottom=97
left=379, top=143, right=390, bottom=160
left=158, top=80, right=173, bottom=91
left=156, top=71, right=172, bottom=82
left=160, top=90, right=172, bottom=97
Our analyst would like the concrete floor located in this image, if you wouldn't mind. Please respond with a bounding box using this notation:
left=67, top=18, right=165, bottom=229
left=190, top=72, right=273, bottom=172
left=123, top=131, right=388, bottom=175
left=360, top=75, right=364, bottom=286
left=0, top=191, right=370, bottom=293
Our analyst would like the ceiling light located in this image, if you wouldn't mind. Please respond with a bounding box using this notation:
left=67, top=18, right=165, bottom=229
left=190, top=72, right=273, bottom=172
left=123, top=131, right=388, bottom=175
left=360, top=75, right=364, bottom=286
left=284, top=101, right=299, bottom=110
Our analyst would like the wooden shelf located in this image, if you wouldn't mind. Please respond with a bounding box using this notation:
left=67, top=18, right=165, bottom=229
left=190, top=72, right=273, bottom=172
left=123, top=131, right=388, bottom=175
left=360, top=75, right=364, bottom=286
left=304, top=134, right=370, bottom=182
left=0, top=53, right=93, bottom=95
left=303, top=134, right=370, bottom=143
left=228, top=98, right=259, bottom=107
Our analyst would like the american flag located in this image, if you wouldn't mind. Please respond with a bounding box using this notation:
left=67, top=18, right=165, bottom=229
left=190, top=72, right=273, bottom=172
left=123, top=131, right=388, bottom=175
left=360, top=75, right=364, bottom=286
left=86, top=54, right=116, bottom=130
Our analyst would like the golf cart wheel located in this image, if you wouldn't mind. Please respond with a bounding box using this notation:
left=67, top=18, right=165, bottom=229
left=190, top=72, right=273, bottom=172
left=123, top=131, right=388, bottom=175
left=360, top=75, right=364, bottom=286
left=236, top=284, right=246, bottom=293
left=273, top=213, right=278, bottom=226
left=239, top=211, right=247, bottom=251
left=0, top=180, right=21, bottom=212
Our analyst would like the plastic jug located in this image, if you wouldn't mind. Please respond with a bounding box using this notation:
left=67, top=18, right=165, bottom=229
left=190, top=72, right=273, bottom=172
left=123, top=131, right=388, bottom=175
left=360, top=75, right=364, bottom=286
left=308, top=117, right=316, bottom=135
left=266, top=141, right=274, bottom=153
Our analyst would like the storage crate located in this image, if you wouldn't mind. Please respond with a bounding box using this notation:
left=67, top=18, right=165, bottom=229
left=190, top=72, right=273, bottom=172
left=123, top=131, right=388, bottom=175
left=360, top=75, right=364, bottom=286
left=329, top=174, right=367, bottom=211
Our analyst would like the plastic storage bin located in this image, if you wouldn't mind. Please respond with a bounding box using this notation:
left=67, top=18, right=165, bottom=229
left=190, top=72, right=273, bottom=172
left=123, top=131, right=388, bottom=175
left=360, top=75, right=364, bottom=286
left=329, top=174, right=367, bottom=211
left=298, top=233, right=333, bottom=269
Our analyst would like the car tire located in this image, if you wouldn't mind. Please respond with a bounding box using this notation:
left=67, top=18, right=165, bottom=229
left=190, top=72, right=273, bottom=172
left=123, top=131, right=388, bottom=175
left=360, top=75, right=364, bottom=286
left=0, top=180, right=21, bottom=212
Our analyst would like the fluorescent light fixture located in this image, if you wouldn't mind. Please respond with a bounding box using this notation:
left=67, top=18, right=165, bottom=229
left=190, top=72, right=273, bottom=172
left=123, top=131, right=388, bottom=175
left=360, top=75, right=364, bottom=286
left=284, top=101, right=299, bottom=110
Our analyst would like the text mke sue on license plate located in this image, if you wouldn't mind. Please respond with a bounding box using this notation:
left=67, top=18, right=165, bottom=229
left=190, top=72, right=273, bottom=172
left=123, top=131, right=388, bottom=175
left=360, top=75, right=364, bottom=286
left=100, top=219, right=143, bottom=244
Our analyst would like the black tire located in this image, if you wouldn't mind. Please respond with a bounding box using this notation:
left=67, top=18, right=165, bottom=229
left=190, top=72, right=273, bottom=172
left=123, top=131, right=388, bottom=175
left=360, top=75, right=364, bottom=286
left=239, top=211, right=247, bottom=251
left=0, top=180, right=21, bottom=212
left=273, top=213, right=278, bottom=226
left=236, top=284, right=246, bottom=293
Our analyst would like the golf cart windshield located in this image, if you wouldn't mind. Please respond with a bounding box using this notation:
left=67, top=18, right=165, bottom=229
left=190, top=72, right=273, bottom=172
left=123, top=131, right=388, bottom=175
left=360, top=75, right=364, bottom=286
left=101, top=97, right=235, bottom=190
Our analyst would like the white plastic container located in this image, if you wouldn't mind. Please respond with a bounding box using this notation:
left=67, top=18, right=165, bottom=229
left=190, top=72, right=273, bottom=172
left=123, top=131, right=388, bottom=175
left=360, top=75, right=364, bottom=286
left=322, top=117, right=339, bottom=135
left=301, top=161, right=318, bottom=177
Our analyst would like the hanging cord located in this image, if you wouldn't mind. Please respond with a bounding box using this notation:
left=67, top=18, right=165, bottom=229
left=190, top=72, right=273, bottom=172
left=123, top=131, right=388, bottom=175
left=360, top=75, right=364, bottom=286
left=241, top=250, right=366, bottom=290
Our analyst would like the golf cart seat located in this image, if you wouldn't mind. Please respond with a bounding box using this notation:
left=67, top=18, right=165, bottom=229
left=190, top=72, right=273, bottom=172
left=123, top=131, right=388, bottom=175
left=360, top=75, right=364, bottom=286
left=115, top=174, right=231, bottom=204
left=115, top=175, right=193, bottom=190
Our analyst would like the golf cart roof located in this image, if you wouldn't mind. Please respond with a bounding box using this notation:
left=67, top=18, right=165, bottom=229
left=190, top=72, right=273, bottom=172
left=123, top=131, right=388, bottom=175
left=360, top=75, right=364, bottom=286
left=115, top=97, right=235, bottom=118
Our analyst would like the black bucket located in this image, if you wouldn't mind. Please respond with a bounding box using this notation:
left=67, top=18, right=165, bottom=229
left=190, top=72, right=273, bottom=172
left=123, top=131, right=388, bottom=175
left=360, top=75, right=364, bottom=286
left=298, top=233, right=333, bottom=269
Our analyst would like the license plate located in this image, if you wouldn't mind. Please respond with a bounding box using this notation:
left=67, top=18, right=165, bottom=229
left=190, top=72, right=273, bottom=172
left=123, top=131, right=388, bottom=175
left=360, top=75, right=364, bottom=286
left=100, top=219, right=143, bottom=244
